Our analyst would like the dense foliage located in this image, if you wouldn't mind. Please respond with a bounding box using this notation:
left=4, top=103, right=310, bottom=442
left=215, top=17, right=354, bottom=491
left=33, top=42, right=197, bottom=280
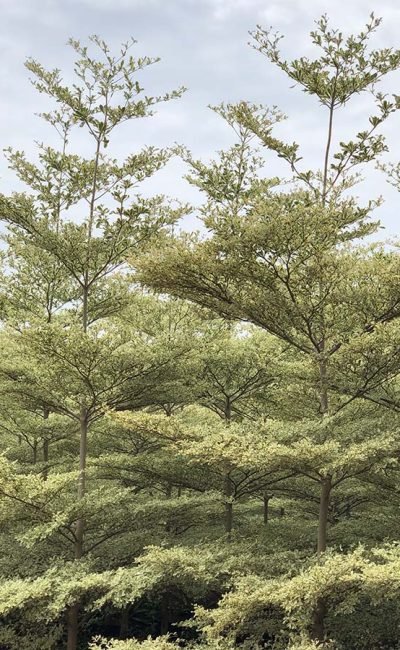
left=0, top=13, right=399, bottom=650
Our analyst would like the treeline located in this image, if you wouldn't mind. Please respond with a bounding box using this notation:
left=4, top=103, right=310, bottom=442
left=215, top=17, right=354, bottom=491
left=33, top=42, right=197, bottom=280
left=0, top=14, right=399, bottom=650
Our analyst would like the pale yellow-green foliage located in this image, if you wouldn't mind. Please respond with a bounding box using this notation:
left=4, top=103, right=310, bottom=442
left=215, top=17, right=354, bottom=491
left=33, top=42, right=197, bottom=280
left=89, top=636, right=179, bottom=649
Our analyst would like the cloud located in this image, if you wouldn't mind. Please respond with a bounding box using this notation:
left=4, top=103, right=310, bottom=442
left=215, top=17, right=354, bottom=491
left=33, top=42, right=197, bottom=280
left=67, top=0, right=159, bottom=9
left=0, top=0, right=399, bottom=235
left=0, top=0, right=65, bottom=26
left=203, top=0, right=265, bottom=21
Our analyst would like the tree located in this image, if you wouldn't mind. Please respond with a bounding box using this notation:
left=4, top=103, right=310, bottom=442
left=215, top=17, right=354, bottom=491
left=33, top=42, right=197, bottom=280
left=135, top=15, right=400, bottom=642
left=0, top=35, right=184, bottom=649
left=0, top=13, right=400, bottom=650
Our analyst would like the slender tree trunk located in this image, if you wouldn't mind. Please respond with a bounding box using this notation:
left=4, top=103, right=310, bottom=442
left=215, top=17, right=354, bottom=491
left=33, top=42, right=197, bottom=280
left=224, top=400, right=231, bottom=422
left=319, top=358, right=329, bottom=415
left=32, top=440, right=37, bottom=465
left=76, top=280, right=89, bottom=557
left=317, top=476, right=331, bottom=554
left=66, top=125, right=100, bottom=650
left=43, top=439, right=49, bottom=479
left=263, top=493, right=271, bottom=526
left=311, top=598, right=327, bottom=644
left=224, top=473, right=233, bottom=539
left=75, top=406, right=88, bottom=559
left=66, top=604, right=79, bottom=650
left=82, top=286, right=89, bottom=335
left=312, top=476, right=331, bottom=643
left=321, top=99, right=335, bottom=204
left=42, top=407, right=50, bottom=480
left=317, top=354, right=331, bottom=553
left=311, top=358, right=332, bottom=643
left=224, top=400, right=233, bottom=539
left=67, top=407, right=88, bottom=650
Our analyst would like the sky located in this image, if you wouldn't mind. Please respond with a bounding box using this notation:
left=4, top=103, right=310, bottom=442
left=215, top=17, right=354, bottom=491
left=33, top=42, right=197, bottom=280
left=1, top=0, right=400, bottom=236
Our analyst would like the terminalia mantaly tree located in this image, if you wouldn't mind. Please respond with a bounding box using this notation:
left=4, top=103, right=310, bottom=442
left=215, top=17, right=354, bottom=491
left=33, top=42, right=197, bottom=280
left=135, top=15, right=400, bottom=642
left=0, top=36, right=185, bottom=650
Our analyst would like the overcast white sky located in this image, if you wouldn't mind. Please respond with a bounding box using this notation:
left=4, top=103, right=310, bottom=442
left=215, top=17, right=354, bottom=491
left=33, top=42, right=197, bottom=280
left=1, top=0, right=400, bottom=236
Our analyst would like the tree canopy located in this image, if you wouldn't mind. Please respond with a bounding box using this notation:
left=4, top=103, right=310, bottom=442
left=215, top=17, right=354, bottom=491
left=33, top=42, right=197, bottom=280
left=0, top=13, right=399, bottom=650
